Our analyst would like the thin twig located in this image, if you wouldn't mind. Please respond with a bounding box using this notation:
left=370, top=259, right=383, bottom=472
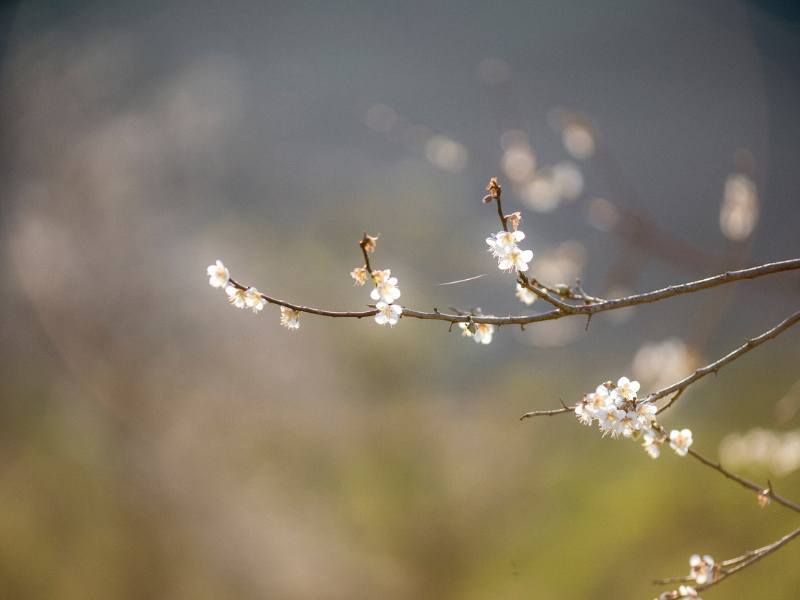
left=519, top=273, right=577, bottom=314
left=652, top=309, right=800, bottom=412
left=655, top=523, right=800, bottom=595
left=686, top=448, right=800, bottom=513
left=519, top=407, right=572, bottom=420
left=227, top=278, right=377, bottom=318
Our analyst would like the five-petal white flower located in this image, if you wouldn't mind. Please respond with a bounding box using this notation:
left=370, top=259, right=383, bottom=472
left=226, top=285, right=247, bottom=308
left=244, top=287, right=266, bottom=313
left=670, top=429, right=694, bottom=456
left=207, top=260, right=230, bottom=288
left=375, top=301, right=402, bottom=326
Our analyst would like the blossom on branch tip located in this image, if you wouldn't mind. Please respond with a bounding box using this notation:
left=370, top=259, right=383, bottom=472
left=226, top=285, right=247, bottom=308
left=280, top=307, right=300, bottom=330
left=375, top=301, right=402, bottom=326
left=670, top=429, right=693, bottom=456
left=498, top=249, right=534, bottom=273
left=361, top=233, right=379, bottom=252
left=244, top=287, right=266, bottom=313
left=515, top=282, right=536, bottom=305
left=616, top=376, right=640, bottom=401
left=207, top=260, right=229, bottom=288
left=351, top=267, right=369, bottom=286
left=689, top=554, right=714, bottom=585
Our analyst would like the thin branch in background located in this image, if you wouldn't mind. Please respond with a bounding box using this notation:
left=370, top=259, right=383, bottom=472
left=686, top=447, right=800, bottom=513
left=652, top=309, right=800, bottom=412
left=654, top=523, right=800, bottom=596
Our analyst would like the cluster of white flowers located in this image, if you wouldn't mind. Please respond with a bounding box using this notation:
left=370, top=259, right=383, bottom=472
left=574, top=378, right=696, bottom=459
left=574, top=377, right=656, bottom=439
left=352, top=266, right=403, bottom=326
left=207, top=260, right=297, bottom=328
left=459, top=321, right=495, bottom=344
left=486, top=228, right=533, bottom=273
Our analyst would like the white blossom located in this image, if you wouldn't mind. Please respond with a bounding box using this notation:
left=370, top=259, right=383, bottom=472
left=498, top=249, right=534, bottom=272
left=207, top=260, right=230, bottom=288
left=371, top=269, right=392, bottom=286
left=619, top=410, right=638, bottom=437
left=670, top=429, right=694, bottom=456
left=635, top=401, right=657, bottom=430
left=515, top=282, right=536, bottom=305
left=598, top=406, right=626, bottom=438
left=280, top=307, right=300, bottom=330
left=351, top=267, right=369, bottom=286
left=678, top=585, right=700, bottom=598
left=375, top=301, right=402, bottom=326
left=244, top=287, right=266, bottom=313
left=642, top=430, right=663, bottom=458
left=473, top=322, right=494, bottom=344
left=486, top=230, right=525, bottom=257
left=226, top=285, right=247, bottom=308
left=459, top=321, right=495, bottom=345
left=370, top=275, right=401, bottom=304
left=575, top=397, right=595, bottom=426
left=689, top=554, right=714, bottom=585
left=616, top=376, right=640, bottom=401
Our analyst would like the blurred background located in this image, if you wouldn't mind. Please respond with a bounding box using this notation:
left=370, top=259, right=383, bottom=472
left=1, top=0, right=799, bottom=598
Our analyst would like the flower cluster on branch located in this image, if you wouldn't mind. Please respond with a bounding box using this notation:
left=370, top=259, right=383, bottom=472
left=206, top=177, right=800, bottom=597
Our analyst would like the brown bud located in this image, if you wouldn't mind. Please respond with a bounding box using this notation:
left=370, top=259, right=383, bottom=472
left=506, top=211, right=522, bottom=231
left=361, top=233, right=379, bottom=252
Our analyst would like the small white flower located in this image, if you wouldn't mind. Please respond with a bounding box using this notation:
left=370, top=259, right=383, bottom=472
left=280, top=307, right=300, bottom=330
left=371, top=269, right=392, bottom=286
left=226, top=284, right=247, bottom=308
left=473, top=322, right=494, bottom=345
left=575, top=396, right=595, bottom=426
left=616, top=376, right=640, bottom=401
left=375, top=301, right=402, bottom=326
left=370, top=276, right=401, bottom=304
left=351, top=267, right=369, bottom=286
left=593, top=384, right=614, bottom=408
left=619, top=410, right=639, bottom=437
left=515, top=282, right=536, bottom=305
left=459, top=321, right=494, bottom=345
left=486, top=230, right=525, bottom=257
left=498, top=249, right=534, bottom=272
left=689, top=554, right=714, bottom=585
left=597, top=406, right=626, bottom=438
left=635, top=401, right=657, bottom=430
left=244, top=287, right=266, bottom=313
left=207, top=260, right=230, bottom=288
left=670, top=429, right=693, bottom=456
left=642, top=430, right=663, bottom=458
left=678, top=584, right=699, bottom=598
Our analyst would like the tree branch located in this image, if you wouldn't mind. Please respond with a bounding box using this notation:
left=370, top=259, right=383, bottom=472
left=652, top=309, right=800, bottom=412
